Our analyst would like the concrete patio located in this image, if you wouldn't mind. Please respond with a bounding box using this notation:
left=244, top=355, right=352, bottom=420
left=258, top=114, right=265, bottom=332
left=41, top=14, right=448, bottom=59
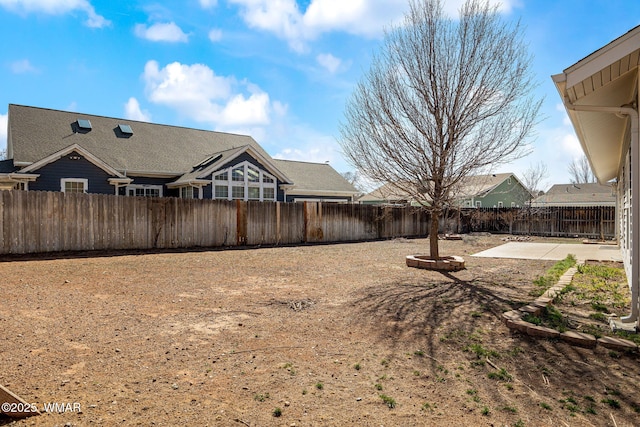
left=472, top=242, right=622, bottom=262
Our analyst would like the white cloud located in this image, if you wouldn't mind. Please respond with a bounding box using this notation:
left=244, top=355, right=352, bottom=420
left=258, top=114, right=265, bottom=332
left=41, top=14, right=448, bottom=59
left=0, top=0, right=110, bottom=27
left=316, top=53, right=341, bottom=74
left=229, top=0, right=521, bottom=51
left=134, top=22, right=189, bottom=43
left=124, top=98, right=151, bottom=122
left=10, top=59, right=37, bottom=74
left=199, top=0, right=217, bottom=8
left=142, top=60, right=276, bottom=128
left=208, top=28, right=223, bottom=42
left=0, top=113, right=7, bottom=154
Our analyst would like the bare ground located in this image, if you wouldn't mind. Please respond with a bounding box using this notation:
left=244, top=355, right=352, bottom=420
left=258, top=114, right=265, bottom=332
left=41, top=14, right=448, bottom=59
left=1, top=235, right=639, bottom=426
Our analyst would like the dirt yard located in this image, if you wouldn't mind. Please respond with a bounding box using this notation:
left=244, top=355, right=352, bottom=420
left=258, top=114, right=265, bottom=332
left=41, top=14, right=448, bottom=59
left=1, top=235, right=639, bottom=426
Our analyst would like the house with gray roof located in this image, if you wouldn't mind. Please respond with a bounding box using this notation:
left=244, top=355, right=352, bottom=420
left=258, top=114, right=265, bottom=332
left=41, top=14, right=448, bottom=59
left=0, top=104, right=358, bottom=202
left=530, top=183, right=616, bottom=207
left=359, top=173, right=532, bottom=208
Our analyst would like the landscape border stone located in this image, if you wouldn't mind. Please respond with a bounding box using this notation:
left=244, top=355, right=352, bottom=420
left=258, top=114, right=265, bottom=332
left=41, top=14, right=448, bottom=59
left=502, top=263, right=638, bottom=354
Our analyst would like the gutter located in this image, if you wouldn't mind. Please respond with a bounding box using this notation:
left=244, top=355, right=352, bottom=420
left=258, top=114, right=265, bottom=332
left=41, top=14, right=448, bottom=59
left=560, top=99, right=639, bottom=324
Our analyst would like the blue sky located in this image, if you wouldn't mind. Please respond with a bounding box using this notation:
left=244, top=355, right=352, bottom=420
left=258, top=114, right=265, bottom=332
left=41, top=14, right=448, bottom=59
left=1, top=0, right=640, bottom=190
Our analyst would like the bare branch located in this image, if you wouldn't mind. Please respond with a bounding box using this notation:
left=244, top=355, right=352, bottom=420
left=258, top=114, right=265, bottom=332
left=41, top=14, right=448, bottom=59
left=339, top=0, right=542, bottom=258
left=568, top=155, right=596, bottom=184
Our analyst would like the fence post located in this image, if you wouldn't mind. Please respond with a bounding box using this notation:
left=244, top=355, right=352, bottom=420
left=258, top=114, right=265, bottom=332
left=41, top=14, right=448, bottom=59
left=236, top=200, right=247, bottom=245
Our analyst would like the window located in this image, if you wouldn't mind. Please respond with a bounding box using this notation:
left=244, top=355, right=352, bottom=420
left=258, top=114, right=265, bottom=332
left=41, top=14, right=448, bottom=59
left=475, top=201, right=482, bottom=208
left=507, top=177, right=512, bottom=185
left=211, top=161, right=277, bottom=201
left=511, top=202, right=516, bottom=208
left=497, top=201, right=503, bottom=208
left=263, top=187, right=275, bottom=200
left=247, top=166, right=260, bottom=182
left=180, top=187, right=194, bottom=199
left=126, top=185, right=162, bottom=197
left=232, top=167, right=244, bottom=181
left=61, top=178, right=88, bottom=193
left=248, top=187, right=260, bottom=200
left=215, top=185, right=228, bottom=198
left=232, top=186, right=244, bottom=199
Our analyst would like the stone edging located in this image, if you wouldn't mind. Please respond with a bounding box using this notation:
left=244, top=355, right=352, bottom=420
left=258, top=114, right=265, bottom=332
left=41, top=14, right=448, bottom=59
left=406, top=255, right=465, bottom=271
left=501, top=266, right=639, bottom=353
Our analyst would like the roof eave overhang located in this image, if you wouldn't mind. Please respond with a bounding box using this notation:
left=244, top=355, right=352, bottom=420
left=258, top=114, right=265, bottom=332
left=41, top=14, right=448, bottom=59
left=0, top=173, right=40, bottom=183
left=552, top=28, right=640, bottom=183
left=166, top=179, right=210, bottom=189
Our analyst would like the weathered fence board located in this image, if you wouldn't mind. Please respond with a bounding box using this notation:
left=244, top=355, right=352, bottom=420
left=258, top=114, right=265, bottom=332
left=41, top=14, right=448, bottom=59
left=458, top=207, right=616, bottom=239
left=0, top=191, right=618, bottom=255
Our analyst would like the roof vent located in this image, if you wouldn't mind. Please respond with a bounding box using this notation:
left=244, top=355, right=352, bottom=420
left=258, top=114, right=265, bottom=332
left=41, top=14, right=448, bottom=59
left=77, top=119, right=92, bottom=130
left=118, top=124, right=133, bottom=135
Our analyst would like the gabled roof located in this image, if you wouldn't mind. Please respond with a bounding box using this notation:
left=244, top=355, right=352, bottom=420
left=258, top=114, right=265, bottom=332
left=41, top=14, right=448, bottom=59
left=454, top=173, right=527, bottom=199
left=169, top=145, right=292, bottom=187
left=360, top=173, right=526, bottom=204
left=552, top=25, right=640, bottom=182
left=357, top=181, right=421, bottom=204
left=8, top=104, right=270, bottom=176
left=531, top=183, right=616, bottom=207
left=19, top=143, right=127, bottom=178
left=273, top=159, right=358, bottom=195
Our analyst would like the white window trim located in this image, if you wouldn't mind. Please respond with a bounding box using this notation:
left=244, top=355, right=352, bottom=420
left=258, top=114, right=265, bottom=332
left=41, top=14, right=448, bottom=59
left=61, top=178, right=88, bottom=193
left=126, top=184, right=163, bottom=197
left=475, top=201, right=482, bottom=208
left=212, top=161, right=277, bottom=201
left=497, top=201, right=504, bottom=208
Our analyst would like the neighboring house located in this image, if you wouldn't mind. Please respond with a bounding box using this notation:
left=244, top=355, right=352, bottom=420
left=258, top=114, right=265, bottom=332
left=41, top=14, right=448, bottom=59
left=0, top=104, right=358, bottom=202
left=455, top=173, right=531, bottom=208
left=359, top=173, right=531, bottom=208
left=358, top=181, right=417, bottom=205
left=553, top=25, right=640, bottom=324
left=530, top=183, right=616, bottom=207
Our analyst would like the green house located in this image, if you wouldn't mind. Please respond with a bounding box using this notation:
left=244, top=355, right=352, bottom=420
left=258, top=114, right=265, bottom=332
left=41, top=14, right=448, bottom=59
left=359, top=173, right=532, bottom=208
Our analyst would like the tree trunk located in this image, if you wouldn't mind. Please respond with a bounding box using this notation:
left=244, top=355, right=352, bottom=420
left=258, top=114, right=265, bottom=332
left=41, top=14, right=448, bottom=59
left=429, top=211, right=440, bottom=259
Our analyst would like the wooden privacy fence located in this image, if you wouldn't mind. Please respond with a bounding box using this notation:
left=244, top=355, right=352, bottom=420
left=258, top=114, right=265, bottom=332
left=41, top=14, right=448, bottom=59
left=0, top=191, right=430, bottom=255
left=455, top=207, right=616, bottom=239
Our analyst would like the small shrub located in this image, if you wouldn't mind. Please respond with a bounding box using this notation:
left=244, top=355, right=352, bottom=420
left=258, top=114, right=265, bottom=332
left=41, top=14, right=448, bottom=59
left=379, top=394, right=396, bottom=408
left=354, top=363, right=361, bottom=371
left=481, top=406, right=490, bottom=416
left=374, top=383, right=383, bottom=391
left=272, top=407, right=282, bottom=417
left=488, top=368, right=512, bottom=382
left=254, top=393, right=270, bottom=402
left=540, top=402, right=552, bottom=410
left=589, top=312, right=608, bottom=322
left=315, top=382, right=324, bottom=390
left=602, top=398, right=621, bottom=409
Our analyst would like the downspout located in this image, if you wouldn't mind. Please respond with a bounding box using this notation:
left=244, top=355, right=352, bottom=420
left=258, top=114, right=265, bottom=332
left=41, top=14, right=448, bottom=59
left=561, top=100, right=639, bottom=323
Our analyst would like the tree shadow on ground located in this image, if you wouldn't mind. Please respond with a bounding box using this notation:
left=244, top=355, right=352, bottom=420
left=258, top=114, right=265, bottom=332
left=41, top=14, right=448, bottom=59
left=351, top=270, right=640, bottom=421
left=352, top=270, right=517, bottom=362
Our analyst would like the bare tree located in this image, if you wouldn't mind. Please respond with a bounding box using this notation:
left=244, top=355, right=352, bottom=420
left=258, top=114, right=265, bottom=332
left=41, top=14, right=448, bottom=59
left=339, top=0, right=541, bottom=259
left=340, top=171, right=362, bottom=190
left=521, top=161, right=549, bottom=195
left=568, top=154, right=596, bottom=184
left=0, top=147, right=6, bottom=161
